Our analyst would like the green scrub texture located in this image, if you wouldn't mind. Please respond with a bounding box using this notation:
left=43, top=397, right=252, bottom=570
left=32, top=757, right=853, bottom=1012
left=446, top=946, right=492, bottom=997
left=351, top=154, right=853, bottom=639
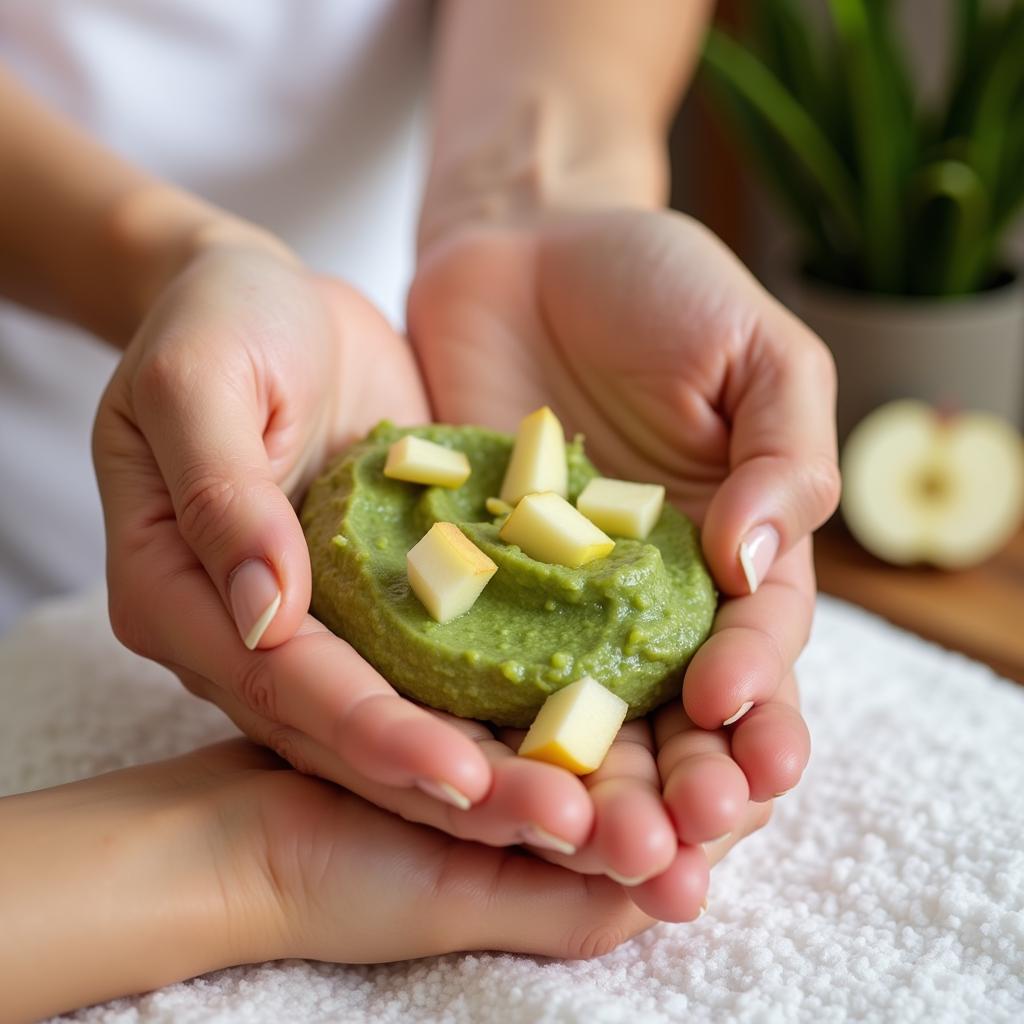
left=301, top=422, right=716, bottom=727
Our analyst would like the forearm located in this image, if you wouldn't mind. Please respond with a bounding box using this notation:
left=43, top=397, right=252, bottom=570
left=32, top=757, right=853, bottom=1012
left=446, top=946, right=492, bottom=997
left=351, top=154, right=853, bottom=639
left=0, top=758, right=273, bottom=1022
left=0, top=65, right=290, bottom=347
left=419, top=0, right=713, bottom=250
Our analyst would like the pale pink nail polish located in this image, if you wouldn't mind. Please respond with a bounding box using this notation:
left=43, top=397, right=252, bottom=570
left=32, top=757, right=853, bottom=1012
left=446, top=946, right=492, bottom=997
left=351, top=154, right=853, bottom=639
left=520, top=824, right=577, bottom=856
left=723, top=700, right=754, bottom=727
left=229, top=558, right=281, bottom=650
left=738, top=525, right=780, bottom=594
left=416, top=778, right=472, bottom=810
left=606, top=869, right=650, bottom=887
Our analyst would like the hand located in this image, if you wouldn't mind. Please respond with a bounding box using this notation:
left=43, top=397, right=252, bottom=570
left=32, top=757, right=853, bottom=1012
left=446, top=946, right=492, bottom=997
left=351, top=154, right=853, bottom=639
left=93, top=239, right=506, bottom=811
left=0, top=738, right=664, bottom=1020
left=92, top=238, right=636, bottom=859
left=408, top=209, right=839, bottom=914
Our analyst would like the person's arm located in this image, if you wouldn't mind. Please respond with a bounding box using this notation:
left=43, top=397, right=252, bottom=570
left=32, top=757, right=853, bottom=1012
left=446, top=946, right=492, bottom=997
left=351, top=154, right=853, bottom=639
left=418, top=0, right=712, bottom=251
left=0, top=65, right=288, bottom=347
left=0, top=753, right=274, bottom=1023
left=4, top=739, right=754, bottom=1022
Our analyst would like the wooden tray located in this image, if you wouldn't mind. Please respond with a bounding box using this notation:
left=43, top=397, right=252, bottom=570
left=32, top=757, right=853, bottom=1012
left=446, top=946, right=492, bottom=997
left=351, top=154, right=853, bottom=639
left=814, top=522, right=1024, bottom=685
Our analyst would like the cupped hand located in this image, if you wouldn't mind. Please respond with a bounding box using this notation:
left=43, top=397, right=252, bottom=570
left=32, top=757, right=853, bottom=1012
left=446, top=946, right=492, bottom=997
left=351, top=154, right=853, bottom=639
left=197, top=738, right=769, bottom=962
left=95, top=238, right=704, bottom=869
left=408, top=209, right=839, bottom=914
left=93, top=240, right=502, bottom=812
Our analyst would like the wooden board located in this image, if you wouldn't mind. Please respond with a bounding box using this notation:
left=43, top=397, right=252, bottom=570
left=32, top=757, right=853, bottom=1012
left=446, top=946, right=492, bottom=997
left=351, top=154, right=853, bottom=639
left=814, top=523, right=1024, bottom=684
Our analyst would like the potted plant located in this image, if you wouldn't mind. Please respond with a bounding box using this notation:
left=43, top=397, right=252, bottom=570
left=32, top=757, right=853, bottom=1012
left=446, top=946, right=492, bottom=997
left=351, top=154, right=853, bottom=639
left=702, top=0, right=1024, bottom=440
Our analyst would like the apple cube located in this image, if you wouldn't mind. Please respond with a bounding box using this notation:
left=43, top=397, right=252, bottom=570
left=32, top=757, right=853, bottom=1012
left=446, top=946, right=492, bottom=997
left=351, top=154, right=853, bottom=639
left=499, top=491, right=615, bottom=568
left=406, top=522, right=497, bottom=623
left=384, top=436, right=471, bottom=488
left=577, top=478, right=666, bottom=540
left=499, top=406, right=568, bottom=504
left=518, top=676, right=629, bottom=775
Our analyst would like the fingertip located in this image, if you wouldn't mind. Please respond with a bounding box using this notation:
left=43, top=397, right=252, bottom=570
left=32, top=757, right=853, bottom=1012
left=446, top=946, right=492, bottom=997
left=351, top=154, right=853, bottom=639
left=493, top=758, right=594, bottom=850
left=731, top=703, right=810, bottom=803
left=593, top=783, right=677, bottom=883
left=682, top=632, right=768, bottom=731
left=664, top=753, right=749, bottom=846
left=627, top=845, right=709, bottom=923
left=341, top=698, right=493, bottom=803
left=228, top=496, right=312, bottom=651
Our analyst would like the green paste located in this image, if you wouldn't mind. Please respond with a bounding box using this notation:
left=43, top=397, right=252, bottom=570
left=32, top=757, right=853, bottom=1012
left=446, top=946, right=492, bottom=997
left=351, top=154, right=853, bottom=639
left=301, top=422, right=716, bottom=727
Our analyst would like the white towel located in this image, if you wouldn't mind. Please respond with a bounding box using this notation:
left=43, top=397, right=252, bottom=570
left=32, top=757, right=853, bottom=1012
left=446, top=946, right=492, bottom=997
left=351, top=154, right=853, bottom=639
left=1, top=589, right=1021, bottom=1024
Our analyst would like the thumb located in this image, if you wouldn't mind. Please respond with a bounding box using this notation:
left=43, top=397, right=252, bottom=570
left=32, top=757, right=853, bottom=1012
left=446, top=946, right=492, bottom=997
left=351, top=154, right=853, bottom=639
left=701, top=306, right=841, bottom=595
left=132, top=355, right=312, bottom=651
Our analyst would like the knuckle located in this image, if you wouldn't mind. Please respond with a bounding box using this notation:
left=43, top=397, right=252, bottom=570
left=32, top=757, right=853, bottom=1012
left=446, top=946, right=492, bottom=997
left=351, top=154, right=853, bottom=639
left=563, top=923, right=629, bottom=960
left=265, top=726, right=313, bottom=775
left=174, top=669, right=213, bottom=702
left=133, top=347, right=188, bottom=408
left=107, top=579, right=151, bottom=657
left=803, top=453, right=842, bottom=520
left=174, top=465, right=242, bottom=555
left=235, top=654, right=279, bottom=721
left=807, top=333, right=838, bottom=390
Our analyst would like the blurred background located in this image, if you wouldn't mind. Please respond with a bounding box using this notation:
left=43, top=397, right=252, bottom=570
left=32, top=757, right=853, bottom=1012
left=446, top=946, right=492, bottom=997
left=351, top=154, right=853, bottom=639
left=674, top=0, right=1024, bottom=682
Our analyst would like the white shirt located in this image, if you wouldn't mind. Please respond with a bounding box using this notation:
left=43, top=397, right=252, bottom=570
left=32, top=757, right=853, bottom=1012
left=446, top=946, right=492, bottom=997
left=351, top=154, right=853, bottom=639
left=0, top=0, right=430, bottom=629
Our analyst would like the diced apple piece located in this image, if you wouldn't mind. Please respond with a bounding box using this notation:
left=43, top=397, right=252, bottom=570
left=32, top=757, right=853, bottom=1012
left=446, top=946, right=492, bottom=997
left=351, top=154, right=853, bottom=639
left=406, top=522, right=497, bottom=623
left=499, top=406, right=568, bottom=504
left=384, top=436, right=471, bottom=488
left=518, top=676, right=628, bottom=775
left=842, top=400, right=1024, bottom=569
left=499, top=492, right=615, bottom=568
left=577, top=478, right=666, bottom=540
left=485, top=496, right=514, bottom=517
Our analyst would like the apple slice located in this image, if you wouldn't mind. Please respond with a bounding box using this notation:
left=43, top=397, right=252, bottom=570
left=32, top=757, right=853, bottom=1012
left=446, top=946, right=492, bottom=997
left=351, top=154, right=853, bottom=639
left=384, top=436, right=471, bottom=488
left=499, top=491, right=615, bottom=568
left=499, top=406, right=568, bottom=504
left=577, top=478, right=666, bottom=540
left=406, top=522, right=497, bottom=623
left=841, top=400, right=1024, bottom=569
left=518, top=676, right=629, bottom=775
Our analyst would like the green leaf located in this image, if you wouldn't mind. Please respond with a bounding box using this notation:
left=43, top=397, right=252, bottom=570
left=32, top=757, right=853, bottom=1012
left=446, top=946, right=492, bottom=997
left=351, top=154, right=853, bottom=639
left=750, top=0, right=830, bottom=127
left=701, top=30, right=861, bottom=250
left=944, top=1, right=1024, bottom=138
left=704, top=74, right=852, bottom=284
left=908, top=159, right=990, bottom=294
left=993, top=109, right=1024, bottom=230
left=965, top=15, right=1024, bottom=199
left=827, top=0, right=914, bottom=292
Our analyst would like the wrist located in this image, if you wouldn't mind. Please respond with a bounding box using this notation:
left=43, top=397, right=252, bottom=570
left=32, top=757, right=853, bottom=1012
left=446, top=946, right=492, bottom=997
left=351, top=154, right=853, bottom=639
left=100, top=184, right=298, bottom=347
left=418, top=93, right=668, bottom=256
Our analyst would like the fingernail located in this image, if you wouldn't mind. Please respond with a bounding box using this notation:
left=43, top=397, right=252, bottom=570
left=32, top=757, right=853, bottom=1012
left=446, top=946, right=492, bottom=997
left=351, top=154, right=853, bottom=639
left=738, top=524, right=779, bottom=594
left=708, top=831, right=732, bottom=845
left=698, top=898, right=708, bottom=918
left=521, top=824, right=577, bottom=856
left=606, top=869, right=650, bottom=887
left=773, top=790, right=791, bottom=799
left=416, top=778, right=472, bottom=811
left=229, top=559, right=282, bottom=650
left=723, top=700, right=754, bottom=727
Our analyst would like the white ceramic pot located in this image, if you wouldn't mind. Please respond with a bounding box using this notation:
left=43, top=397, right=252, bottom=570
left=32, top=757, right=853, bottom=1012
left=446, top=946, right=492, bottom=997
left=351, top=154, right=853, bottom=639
left=791, top=275, right=1024, bottom=443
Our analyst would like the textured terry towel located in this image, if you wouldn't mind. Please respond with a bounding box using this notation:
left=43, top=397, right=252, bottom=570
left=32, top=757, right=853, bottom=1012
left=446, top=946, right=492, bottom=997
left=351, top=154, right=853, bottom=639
left=1, top=589, right=1022, bottom=1024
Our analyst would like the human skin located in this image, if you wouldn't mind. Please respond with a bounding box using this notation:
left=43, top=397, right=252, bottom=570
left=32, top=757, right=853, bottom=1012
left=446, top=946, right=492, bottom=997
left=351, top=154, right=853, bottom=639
left=0, top=738, right=773, bottom=1022
left=409, top=0, right=837, bottom=911
left=0, top=2, right=830, bottom=922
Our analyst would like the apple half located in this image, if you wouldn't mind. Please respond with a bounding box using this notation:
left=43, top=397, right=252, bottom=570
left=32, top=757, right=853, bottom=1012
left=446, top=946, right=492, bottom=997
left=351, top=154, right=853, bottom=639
left=840, top=400, right=1024, bottom=569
